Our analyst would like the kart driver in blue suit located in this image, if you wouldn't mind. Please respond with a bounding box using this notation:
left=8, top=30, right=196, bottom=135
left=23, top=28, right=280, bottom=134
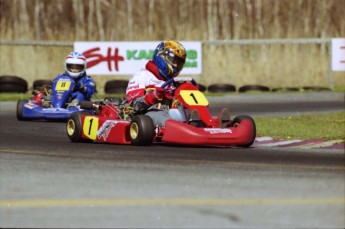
left=53, top=51, right=96, bottom=106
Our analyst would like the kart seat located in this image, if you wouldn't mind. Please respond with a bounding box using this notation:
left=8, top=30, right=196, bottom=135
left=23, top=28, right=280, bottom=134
left=218, top=108, right=231, bottom=128
left=188, top=110, right=206, bottom=127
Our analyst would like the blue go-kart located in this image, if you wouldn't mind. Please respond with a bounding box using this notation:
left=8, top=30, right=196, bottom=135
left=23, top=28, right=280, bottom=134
left=17, top=76, right=93, bottom=121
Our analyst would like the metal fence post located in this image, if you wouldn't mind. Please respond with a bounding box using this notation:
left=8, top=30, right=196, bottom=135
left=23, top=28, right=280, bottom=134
left=328, top=39, right=334, bottom=90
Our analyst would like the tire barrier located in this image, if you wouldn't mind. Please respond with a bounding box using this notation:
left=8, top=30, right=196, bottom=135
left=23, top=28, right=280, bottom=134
left=271, top=87, right=301, bottom=92
left=207, top=84, right=236, bottom=93
left=197, top=84, right=206, bottom=92
left=0, top=75, right=28, bottom=93
left=104, top=80, right=129, bottom=94
left=104, top=80, right=205, bottom=94
left=302, top=86, right=331, bottom=91
left=238, top=84, right=270, bottom=93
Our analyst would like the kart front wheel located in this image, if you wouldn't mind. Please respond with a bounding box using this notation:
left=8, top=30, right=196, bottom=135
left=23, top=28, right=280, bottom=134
left=67, top=112, right=90, bottom=142
left=16, top=99, right=28, bottom=121
left=231, top=115, right=256, bottom=147
left=129, top=115, right=155, bottom=146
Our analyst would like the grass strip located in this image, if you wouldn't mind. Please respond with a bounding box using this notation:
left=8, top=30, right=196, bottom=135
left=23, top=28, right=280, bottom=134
left=254, top=111, right=345, bottom=141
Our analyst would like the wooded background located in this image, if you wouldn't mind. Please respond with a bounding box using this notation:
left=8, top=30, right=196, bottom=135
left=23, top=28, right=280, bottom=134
left=1, top=0, right=344, bottom=91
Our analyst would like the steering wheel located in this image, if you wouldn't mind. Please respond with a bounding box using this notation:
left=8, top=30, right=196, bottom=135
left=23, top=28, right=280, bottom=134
left=161, top=78, right=197, bottom=88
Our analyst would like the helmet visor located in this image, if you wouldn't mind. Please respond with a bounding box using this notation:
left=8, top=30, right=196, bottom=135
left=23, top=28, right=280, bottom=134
left=67, top=64, right=84, bottom=73
left=166, top=52, right=185, bottom=72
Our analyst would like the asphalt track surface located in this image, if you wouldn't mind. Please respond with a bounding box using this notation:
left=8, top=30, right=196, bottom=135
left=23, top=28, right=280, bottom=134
left=0, top=92, right=344, bottom=228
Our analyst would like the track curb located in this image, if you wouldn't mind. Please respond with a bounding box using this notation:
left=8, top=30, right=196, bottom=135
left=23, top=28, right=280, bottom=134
left=254, top=137, right=344, bottom=150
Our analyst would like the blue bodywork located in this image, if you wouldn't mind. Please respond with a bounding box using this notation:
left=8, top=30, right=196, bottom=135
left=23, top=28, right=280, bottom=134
left=19, top=104, right=84, bottom=120
left=18, top=76, right=93, bottom=121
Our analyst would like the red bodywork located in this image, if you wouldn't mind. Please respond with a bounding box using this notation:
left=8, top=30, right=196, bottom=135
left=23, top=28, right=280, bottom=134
left=162, top=119, right=255, bottom=146
left=82, top=117, right=131, bottom=144
left=77, top=82, right=256, bottom=146
left=80, top=103, right=132, bottom=144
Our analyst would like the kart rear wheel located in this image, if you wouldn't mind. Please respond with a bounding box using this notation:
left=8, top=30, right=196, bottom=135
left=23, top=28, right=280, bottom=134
left=67, top=112, right=91, bottom=142
left=104, top=80, right=129, bottom=94
left=231, top=115, right=256, bottom=147
left=16, top=99, right=28, bottom=121
left=80, top=101, right=94, bottom=110
left=33, top=79, right=53, bottom=90
left=129, top=115, right=155, bottom=146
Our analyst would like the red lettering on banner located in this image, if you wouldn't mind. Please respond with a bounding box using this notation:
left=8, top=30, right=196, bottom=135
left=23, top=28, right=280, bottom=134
left=83, top=47, right=125, bottom=71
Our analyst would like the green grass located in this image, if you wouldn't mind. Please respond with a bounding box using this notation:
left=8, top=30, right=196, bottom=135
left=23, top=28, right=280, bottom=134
left=254, top=111, right=345, bottom=141
left=0, top=93, right=32, bottom=101
left=334, top=85, right=345, bottom=92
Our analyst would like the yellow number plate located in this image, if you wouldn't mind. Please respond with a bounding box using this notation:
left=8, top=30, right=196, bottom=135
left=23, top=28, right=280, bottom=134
left=180, top=90, right=209, bottom=106
left=83, top=116, right=99, bottom=140
left=55, top=80, right=71, bottom=91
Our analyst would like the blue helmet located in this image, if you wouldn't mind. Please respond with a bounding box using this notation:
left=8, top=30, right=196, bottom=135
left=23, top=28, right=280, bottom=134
left=152, top=40, right=186, bottom=81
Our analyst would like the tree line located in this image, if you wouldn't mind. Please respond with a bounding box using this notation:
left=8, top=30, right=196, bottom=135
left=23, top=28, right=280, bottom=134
left=1, top=0, right=343, bottom=41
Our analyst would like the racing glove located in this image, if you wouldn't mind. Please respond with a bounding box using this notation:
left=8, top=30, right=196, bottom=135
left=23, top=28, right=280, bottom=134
left=144, top=88, right=173, bottom=105
left=77, top=82, right=86, bottom=93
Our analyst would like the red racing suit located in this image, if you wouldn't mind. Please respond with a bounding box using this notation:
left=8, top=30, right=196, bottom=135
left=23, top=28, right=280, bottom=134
left=125, top=61, right=176, bottom=126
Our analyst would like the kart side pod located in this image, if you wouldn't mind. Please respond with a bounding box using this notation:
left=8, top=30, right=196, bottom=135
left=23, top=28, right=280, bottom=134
left=162, top=115, right=256, bottom=147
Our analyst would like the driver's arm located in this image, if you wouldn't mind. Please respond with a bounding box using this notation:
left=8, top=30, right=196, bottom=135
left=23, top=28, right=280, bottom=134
left=81, top=77, right=96, bottom=99
left=129, top=88, right=164, bottom=112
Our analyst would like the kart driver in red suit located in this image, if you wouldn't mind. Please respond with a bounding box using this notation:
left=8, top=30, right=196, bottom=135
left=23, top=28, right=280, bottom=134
left=125, top=40, right=188, bottom=127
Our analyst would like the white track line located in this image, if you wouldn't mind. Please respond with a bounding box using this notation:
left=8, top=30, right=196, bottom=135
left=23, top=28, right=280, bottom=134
left=295, top=140, right=344, bottom=149
left=255, top=137, right=273, bottom=142
left=255, top=140, right=303, bottom=147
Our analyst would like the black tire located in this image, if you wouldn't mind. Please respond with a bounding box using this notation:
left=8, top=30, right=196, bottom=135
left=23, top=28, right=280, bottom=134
left=0, top=75, right=27, bottom=85
left=207, top=84, right=236, bottom=93
left=0, top=75, right=28, bottom=93
left=197, top=83, right=207, bottom=92
left=104, top=80, right=129, bottom=94
left=129, top=115, right=155, bottom=146
left=302, top=86, right=331, bottom=91
left=272, top=87, right=300, bottom=92
left=33, top=79, right=53, bottom=90
left=66, top=112, right=91, bottom=142
left=0, top=84, right=27, bottom=93
left=80, top=101, right=94, bottom=110
left=238, top=85, right=270, bottom=93
left=231, top=115, right=256, bottom=147
left=16, top=99, right=28, bottom=121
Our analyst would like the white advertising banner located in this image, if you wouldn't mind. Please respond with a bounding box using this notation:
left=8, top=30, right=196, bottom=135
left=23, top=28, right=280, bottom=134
left=74, top=41, right=202, bottom=75
left=332, top=38, right=345, bottom=71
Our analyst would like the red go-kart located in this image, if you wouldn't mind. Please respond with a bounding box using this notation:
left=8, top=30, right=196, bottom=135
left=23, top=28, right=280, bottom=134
left=66, top=77, right=256, bottom=147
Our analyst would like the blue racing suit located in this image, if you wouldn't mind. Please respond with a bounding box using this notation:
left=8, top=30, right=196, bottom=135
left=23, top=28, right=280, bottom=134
left=53, top=72, right=96, bottom=103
